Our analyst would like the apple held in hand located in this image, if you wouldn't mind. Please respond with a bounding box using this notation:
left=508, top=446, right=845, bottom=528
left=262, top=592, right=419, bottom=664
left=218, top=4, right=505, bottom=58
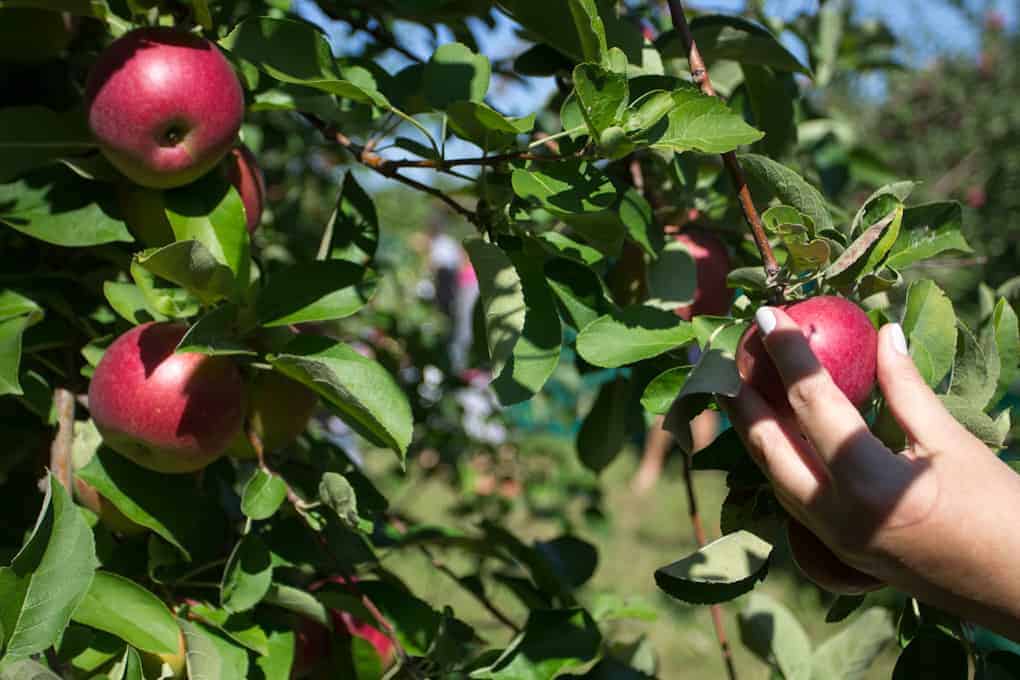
left=787, top=519, right=883, bottom=595
left=222, top=144, right=267, bottom=233
left=672, top=229, right=732, bottom=320
left=86, top=27, right=244, bottom=189
left=228, top=369, right=319, bottom=459
left=88, top=322, right=245, bottom=473
left=736, top=296, right=878, bottom=412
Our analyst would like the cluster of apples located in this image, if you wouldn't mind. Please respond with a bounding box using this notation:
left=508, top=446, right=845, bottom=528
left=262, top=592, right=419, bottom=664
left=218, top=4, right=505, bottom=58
left=674, top=228, right=882, bottom=594
left=76, top=28, right=315, bottom=485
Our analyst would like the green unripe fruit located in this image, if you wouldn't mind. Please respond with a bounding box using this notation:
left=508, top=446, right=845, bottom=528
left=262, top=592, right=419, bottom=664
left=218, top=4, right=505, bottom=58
left=599, top=125, right=629, bottom=157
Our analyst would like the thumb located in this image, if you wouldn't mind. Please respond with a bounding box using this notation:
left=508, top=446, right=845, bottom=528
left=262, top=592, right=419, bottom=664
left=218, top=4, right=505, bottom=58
left=877, top=323, right=971, bottom=452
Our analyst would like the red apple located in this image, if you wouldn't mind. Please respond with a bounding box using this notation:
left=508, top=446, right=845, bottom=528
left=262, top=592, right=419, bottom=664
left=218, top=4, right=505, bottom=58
left=222, top=144, right=267, bottom=233
left=735, top=296, right=877, bottom=411
left=86, top=27, right=244, bottom=189
left=787, top=519, right=883, bottom=595
left=672, top=229, right=732, bottom=320
left=88, top=322, right=245, bottom=473
left=304, top=576, right=396, bottom=670
left=227, top=370, right=318, bottom=459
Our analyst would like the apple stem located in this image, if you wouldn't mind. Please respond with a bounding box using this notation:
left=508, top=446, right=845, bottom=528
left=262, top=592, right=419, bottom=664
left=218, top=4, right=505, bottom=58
left=666, top=1, right=782, bottom=301
left=682, top=451, right=741, bottom=680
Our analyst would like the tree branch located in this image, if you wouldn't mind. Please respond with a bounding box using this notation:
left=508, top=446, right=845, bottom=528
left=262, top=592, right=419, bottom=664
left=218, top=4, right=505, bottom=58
left=666, top=1, right=781, bottom=295
left=682, top=452, right=740, bottom=680
left=49, top=388, right=75, bottom=494
left=302, top=113, right=481, bottom=227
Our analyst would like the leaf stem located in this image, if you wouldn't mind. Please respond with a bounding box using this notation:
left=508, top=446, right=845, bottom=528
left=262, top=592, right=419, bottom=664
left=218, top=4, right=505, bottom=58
left=666, top=1, right=781, bottom=298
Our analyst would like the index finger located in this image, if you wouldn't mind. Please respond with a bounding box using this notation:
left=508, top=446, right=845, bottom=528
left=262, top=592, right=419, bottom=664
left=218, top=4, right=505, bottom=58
left=753, top=306, right=871, bottom=466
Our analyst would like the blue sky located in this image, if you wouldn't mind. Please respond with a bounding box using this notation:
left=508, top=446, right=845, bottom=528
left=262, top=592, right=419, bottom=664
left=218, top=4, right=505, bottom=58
left=293, top=0, right=1016, bottom=185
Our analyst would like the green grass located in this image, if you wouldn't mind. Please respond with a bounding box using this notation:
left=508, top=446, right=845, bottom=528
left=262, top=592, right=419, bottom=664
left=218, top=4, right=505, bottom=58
left=371, top=445, right=901, bottom=679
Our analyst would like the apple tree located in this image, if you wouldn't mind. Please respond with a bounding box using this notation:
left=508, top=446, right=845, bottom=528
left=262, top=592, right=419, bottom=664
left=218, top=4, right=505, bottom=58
left=0, top=0, right=1017, bottom=678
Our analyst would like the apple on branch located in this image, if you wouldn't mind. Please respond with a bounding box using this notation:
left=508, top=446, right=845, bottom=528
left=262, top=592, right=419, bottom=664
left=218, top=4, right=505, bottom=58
left=86, top=27, right=245, bottom=189
left=88, top=322, right=246, bottom=474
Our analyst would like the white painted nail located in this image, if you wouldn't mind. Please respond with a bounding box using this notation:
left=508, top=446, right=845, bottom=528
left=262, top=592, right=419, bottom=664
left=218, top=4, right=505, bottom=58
left=755, top=307, right=777, bottom=337
left=889, top=323, right=909, bottom=356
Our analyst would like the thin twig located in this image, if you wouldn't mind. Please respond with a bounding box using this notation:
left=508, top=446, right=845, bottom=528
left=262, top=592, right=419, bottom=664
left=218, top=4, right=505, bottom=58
left=312, top=0, right=423, bottom=64
left=50, top=388, right=75, bottom=493
left=667, top=1, right=781, bottom=297
left=682, top=453, right=740, bottom=680
left=302, top=114, right=481, bottom=227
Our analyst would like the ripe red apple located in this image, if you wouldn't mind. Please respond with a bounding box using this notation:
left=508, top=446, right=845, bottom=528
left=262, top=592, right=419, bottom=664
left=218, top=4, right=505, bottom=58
left=293, top=577, right=395, bottom=678
left=227, top=370, right=318, bottom=459
left=735, top=296, right=877, bottom=411
left=0, top=9, right=75, bottom=63
left=88, top=322, right=245, bottom=474
left=222, top=144, right=266, bottom=233
left=787, top=519, right=883, bottom=595
left=86, top=27, right=244, bottom=189
left=672, top=229, right=732, bottom=320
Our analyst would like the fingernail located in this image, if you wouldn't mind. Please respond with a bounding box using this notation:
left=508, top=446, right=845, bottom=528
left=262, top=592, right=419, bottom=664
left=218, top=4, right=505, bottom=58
left=889, top=323, right=909, bottom=355
left=755, top=307, right=777, bottom=336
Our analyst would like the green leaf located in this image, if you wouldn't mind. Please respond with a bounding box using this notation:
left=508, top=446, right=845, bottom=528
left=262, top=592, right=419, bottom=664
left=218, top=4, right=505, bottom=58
left=471, top=608, right=601, bottom=679
left=654, top=530, right=772, bottom=605
left=576, top=306, right=696, bottom=368
left=901, top=280, right=956, bottom=388
left=0, top=0, right=109, bottom=16
left=885, top=202, right=972, bottom=270
left=241, top=469, right=289, bottom=521
left=163, top=172, right=250, bottom=286
left=739, top=593, right=813, bottom=680
left=257, top=261, right=377, bottom=327
left=850, top=182, right=914, bottom=236
left=447, top=101, right=535, bottom=151
left=940, top=395, right=1008, bottom=448
left=71, top=572, right=180, bottom=655
left=742, top=65, right=798, bottom=158
left=136, top=240, right=241, bottom=306
left=739, top=154, right=834, bottom=233
left=0, top=106, right=95, bottom=181
left=825, top=595, right=866, bottom=624
left=638, top=85, right=764, bottom=154
left=268, top=336, right=413, bottom=459
left=892, top=629, right=967, bottom=680
left=489, top=249, right=562, bottom=406
left=179, top=619, right=228, bottom=680
left=645, top=237, right=697, bottom=311
left=0, top=168, right=132, bottom=247
left=103, top=282, right=166, bottom=326
left=572, top=63, right=628, bottom=138
left=0, top=316, right=33, bottom=397
left=811, top=608, right=894, bottom=680
left=253, top=614, right=296, bottom=680
left=319, top=472, right=358, bottom=526
left=129, top=261, right=201, bottom=320
left=76, top=436, right=219, bottom=560
left=424, top=42, right=490, bottom=108
left=0, top=475, right=97, bottom=664
left=221, top=535, right=273, bottom=614
left=221, top=18, right=388, bottom=107
left=536, top=233, right=605, bottom=266
left=187, top=603, right=269, bottom=656
left=948, top=322, right=999, bottom=410
left=263, top=584, right=331, bottom=630
left=357, top=581, right=473, bottom=658
left=823, top=205, right=902, bottom=284
left=577, top=376, right=630, bottom=474
left=464, top=239, right=525, bottom=372
left=658, top=14, right=810, bottom=74
left=326, top=173, right=379, bottom=265
left=544, top=258, right=612, bottom=331
left=0, top=659, right=62, bottom=679
left=176, top=304, right=256, bottom=357
left=985, top=298, right=1020, bottom=406
left=641, top=366, right=692, bottom=415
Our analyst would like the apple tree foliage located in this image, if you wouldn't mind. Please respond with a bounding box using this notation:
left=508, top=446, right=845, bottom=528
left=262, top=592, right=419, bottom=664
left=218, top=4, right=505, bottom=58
left=0, top=0, right=1017, bottom=678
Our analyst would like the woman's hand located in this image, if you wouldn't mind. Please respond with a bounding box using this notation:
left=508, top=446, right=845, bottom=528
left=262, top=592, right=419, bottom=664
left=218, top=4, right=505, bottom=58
left=720, top=306, right=1020, bottom=641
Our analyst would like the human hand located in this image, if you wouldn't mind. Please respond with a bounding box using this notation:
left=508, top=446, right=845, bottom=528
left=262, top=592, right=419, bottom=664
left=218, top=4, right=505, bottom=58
left=720, top=306, right=1020, bottom=640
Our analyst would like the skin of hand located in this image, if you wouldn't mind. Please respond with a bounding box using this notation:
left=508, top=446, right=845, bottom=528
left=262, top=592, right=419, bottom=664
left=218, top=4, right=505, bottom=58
left=719, top=306, right=1020, bottom=642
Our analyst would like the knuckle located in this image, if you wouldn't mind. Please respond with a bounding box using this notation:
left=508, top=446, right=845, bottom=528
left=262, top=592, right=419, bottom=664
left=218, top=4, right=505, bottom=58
left=786, top=373, right=831, bottom=412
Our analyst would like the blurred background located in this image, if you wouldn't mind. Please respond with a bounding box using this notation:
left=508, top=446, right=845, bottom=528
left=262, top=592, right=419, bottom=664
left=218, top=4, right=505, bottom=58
left=230, top=0, right=1020, bottom=676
